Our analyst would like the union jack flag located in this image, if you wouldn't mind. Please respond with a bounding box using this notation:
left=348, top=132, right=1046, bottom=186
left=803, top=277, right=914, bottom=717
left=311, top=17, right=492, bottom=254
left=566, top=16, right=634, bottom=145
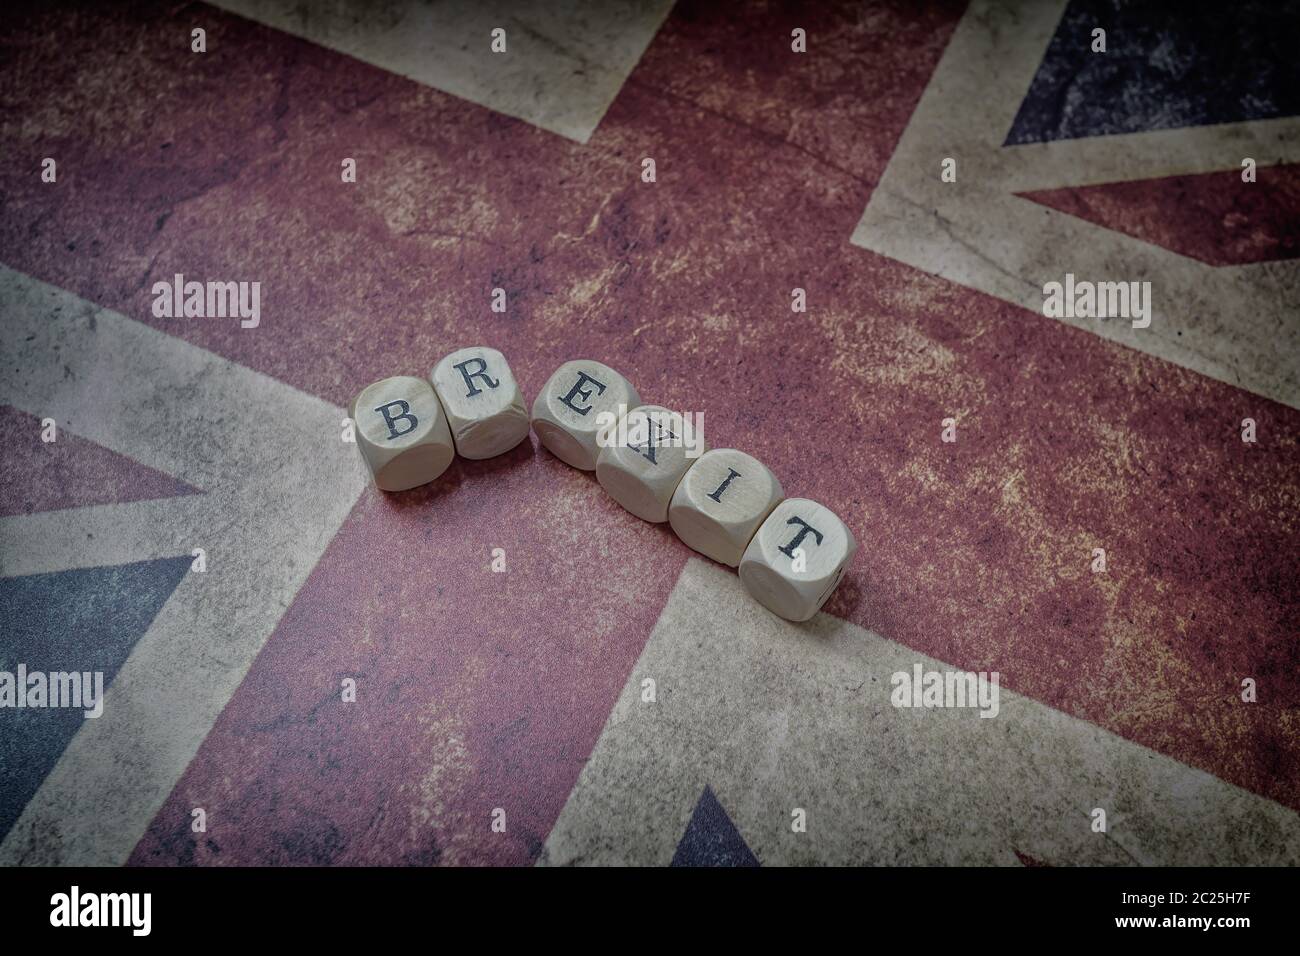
left=1, top=0, right=1296, bottom=866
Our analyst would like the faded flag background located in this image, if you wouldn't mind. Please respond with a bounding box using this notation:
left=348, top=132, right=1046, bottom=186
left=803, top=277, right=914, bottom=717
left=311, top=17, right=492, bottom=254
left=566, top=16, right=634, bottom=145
left=1, top=0, right=1297, bottom=866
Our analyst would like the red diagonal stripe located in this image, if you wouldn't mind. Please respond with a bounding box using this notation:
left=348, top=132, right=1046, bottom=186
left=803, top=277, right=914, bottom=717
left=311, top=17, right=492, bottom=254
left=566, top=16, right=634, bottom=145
left=0, top=405, right=200, bottom=517
left=1019, top=164, right=1300, bottom=266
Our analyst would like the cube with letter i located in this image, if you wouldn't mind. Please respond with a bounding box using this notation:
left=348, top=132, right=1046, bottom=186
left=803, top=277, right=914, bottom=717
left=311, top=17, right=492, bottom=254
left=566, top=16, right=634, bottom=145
left=668, top=448, right=783, bottom=567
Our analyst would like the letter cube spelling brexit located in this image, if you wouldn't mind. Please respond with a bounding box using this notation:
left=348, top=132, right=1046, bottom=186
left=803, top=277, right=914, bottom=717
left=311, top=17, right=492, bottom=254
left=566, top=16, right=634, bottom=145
left=596, top=405, right=702, bottom=522
left=739, top=498, right=857, bottom=622
left=430, top=346, right=530, bottom=459
left=353, top=353, right=855, bottom=622
left=668, top=448, right=783, bottom=567
left=351, top=375, right=454, bottom=491
left=530, top=359, right=640, bottom=470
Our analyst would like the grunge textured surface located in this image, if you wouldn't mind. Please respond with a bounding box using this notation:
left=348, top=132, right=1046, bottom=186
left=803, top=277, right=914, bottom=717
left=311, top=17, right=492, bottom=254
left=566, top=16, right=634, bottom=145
left=0, top=0, right=1297, bottom=866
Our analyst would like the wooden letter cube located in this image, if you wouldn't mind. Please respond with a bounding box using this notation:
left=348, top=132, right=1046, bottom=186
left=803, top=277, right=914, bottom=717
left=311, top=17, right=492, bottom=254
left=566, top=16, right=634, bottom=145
left=531, top=359, right=640, bottom=471
left=596, top=405, right=703, bottom=522
left=668, top=448, right=783, bottom=566
left=351, top=375, right=454, bottom=491
left=739, top=498, right=857, bottom=622
left=430, top=346, right=529, bottom=459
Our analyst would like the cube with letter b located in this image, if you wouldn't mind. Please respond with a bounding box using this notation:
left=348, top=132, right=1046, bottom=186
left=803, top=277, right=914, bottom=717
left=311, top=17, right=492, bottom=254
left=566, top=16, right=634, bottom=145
left=351, top=375, right=454, bottom=491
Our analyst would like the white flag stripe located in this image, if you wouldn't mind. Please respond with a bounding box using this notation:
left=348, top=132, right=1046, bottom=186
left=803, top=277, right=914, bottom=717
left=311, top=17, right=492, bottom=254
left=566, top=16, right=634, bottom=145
left=852, top=0, right=1300, bottom=409
left=0, top=498, right=213, bottom=578
left=213, top=0, right=675, bottom=144
left=997, top=118, right=1300, bottom=193
left=542, top=559, right=1300, bottom=866
left=0, top=265, right=367, bottom=865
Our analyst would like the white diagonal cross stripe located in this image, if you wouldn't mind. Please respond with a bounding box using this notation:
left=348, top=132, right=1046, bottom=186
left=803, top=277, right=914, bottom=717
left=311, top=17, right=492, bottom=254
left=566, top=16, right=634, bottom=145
left=852, top=0, right=1300, bottom=409
left=212, top=0, right=675, bottom=143
left=0, top=265, right=367, bottom=865
left=542, top=559, right=1300, bottom=866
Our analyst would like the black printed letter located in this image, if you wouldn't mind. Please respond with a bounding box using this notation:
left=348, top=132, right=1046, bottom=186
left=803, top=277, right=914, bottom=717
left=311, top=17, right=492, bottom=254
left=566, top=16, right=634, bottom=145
left=453, top=357, right=500, bottom=397
left=375, top=400, right=418, bottom=440
left=778, top=517, right=824, bottom=558
left=559, top=371, right=607, bottom=416
left=707, top=468, right=742, bottom=502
